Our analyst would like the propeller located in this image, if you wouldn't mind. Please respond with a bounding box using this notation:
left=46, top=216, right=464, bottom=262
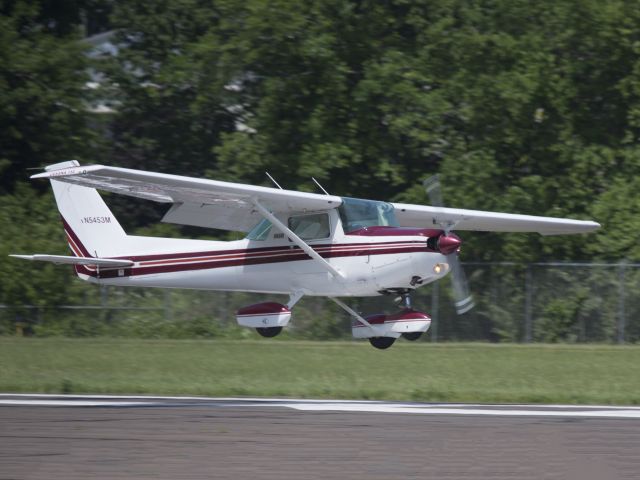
left=423, top=175, right=475, bottom=315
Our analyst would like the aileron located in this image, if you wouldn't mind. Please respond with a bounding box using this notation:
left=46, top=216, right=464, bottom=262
left=392, top=203, right=600, bottom=235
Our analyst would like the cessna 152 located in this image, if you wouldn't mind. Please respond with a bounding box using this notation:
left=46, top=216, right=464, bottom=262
left=11, top=161, right=600, bottom=349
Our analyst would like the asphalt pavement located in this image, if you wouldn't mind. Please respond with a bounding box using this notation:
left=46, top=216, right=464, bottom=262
left=1, top=395, right=639, bottom=479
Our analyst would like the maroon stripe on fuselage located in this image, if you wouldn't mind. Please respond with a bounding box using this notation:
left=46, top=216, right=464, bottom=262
left=57, top=217, right=436, bottom=280
left=60, top=216, right=93, bottom=277
left=61, top=216, right=92, bottom=257
left=86, top=244, right=431, bottom=279
left=118, top=240, right=431, bottom=263
left=116, top=245, right=295, bottom=262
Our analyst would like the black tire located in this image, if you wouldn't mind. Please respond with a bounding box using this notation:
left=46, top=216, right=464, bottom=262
left=256, top=326, right=283, bottom=338
left=402, top=332, right=423, bottom=341
left=368, top=337, right=396, bottom=350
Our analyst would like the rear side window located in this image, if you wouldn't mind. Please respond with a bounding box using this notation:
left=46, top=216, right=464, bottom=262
left=246, top=218, right=272, bottom=240
left=288, top=213, right=330, bottom=240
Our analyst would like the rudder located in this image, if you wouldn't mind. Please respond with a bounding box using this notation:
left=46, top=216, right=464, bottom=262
left=46, top=161, right=128, bottom=258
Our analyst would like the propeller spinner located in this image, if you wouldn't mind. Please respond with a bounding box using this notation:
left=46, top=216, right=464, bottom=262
left=423, top=175, right=475, bottom=315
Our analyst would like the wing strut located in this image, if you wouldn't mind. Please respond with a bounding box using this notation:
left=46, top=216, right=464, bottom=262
left=251, top=198, right=345, bottom=279
left=328, top=297, right=376, bottom=334
left=287, top=290, right=305, bottom=308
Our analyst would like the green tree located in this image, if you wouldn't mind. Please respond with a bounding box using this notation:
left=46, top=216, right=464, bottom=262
left=0, top=1, right=99, bottom=193
left=0, top=184, right=84, bottom=306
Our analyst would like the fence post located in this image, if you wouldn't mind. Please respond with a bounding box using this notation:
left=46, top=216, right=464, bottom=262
left=617, top=260, right=626, bottom=344
left=430, top=282, right=439, bottom=342
left=524, top=264, right=533, bottom=343
left=100, top=285, right=112, bottom=324
left=164, top=290, right=173, bottom=322
left=100, top=285, right=108, bottom=307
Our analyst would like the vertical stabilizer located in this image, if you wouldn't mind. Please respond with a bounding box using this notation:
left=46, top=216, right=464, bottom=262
left=47, top=164, right=128, bottom=258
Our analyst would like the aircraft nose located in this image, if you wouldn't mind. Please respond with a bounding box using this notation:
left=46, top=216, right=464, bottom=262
left=437, top=233, right=462, bottom=255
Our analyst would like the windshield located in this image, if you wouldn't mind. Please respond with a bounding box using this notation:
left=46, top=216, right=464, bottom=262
left=338, top=197, right=399, bottom=233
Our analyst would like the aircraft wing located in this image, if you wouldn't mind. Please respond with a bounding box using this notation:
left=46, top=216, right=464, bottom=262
left=391, top=203, right=600, bottom=235
left=9, top=254, right=134, bottom=267
left=32, top=164, right=342, bottom=232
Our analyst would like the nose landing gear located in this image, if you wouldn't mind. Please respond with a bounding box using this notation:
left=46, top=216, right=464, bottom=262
left=330, top=295, right=431, bottom=350
left=401, top=331, right=423, bottom=341
left=394, top=290, right=413, bottom=310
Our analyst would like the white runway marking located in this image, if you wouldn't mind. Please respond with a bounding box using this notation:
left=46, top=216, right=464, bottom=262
left=0, top=399, right=156, bottom=407
left=283, top=403, right=640, bottom=419
left=1, top=394, right=640, bottom=419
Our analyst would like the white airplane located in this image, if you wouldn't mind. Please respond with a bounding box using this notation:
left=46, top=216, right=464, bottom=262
left=11, top=160, right=600, bottom=349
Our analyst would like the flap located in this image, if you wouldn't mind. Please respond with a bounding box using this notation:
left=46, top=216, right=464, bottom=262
left=162, top=202, right=261, bottom=232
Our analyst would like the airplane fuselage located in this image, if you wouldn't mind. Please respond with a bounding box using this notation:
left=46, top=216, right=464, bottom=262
left=72, top=209, right=451, bottom=297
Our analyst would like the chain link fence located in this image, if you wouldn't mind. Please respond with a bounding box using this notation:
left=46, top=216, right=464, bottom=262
left=2, top=262, right=639, bottom=343
left=413, top=261, right=640, bottom=344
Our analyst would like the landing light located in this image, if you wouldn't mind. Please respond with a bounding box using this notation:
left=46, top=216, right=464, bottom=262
left=434, top=264, right=443, bottom=274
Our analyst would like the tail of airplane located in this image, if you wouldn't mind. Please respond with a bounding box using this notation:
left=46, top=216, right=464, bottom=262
left=8, top=161, right=139, bottom=275
left=11, top=161, right=216, bottom=276
left=46, top=160, right=128, bottom=259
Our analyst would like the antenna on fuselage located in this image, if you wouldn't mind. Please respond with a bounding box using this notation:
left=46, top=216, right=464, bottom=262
left=265, top=172, right=283, bottom=189
left=311, top=177, right=331, bottom=196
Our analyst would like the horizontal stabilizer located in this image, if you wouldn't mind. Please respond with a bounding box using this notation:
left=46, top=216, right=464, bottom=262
left=9, top=254, right=133, bottom=268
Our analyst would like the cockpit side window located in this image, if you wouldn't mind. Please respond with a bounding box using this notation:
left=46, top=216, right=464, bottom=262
left=288, top=213, right=330, bottom=240
left=338, top=197, right=399, bottom=233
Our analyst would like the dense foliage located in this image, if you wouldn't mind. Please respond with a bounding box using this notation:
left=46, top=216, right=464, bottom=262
left=2, top=0, right=640, bottom=340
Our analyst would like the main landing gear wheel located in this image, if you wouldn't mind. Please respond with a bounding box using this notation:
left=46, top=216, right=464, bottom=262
left=402, top=332, right=423, bottom=341
left=369, top=337, right=396, bottom=350
left=256, top=326, right=283, bottom=338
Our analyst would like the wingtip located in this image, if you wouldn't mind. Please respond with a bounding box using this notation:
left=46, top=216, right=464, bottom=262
left=581, top=221, right=602, bottom=233
left=540, top=221, right=602, bottom=236
left=30, top=160, right=87, bottom=179
left=30, top=172, right=49, bottom=179
left=9, top=254, right=34, bottom=260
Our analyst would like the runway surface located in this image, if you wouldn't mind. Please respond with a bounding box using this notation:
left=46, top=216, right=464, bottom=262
left=2, top=394, right=640, bottom=479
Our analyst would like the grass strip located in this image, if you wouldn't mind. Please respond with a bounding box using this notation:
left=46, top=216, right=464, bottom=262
left=1, top=338, right=639, bottom=405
